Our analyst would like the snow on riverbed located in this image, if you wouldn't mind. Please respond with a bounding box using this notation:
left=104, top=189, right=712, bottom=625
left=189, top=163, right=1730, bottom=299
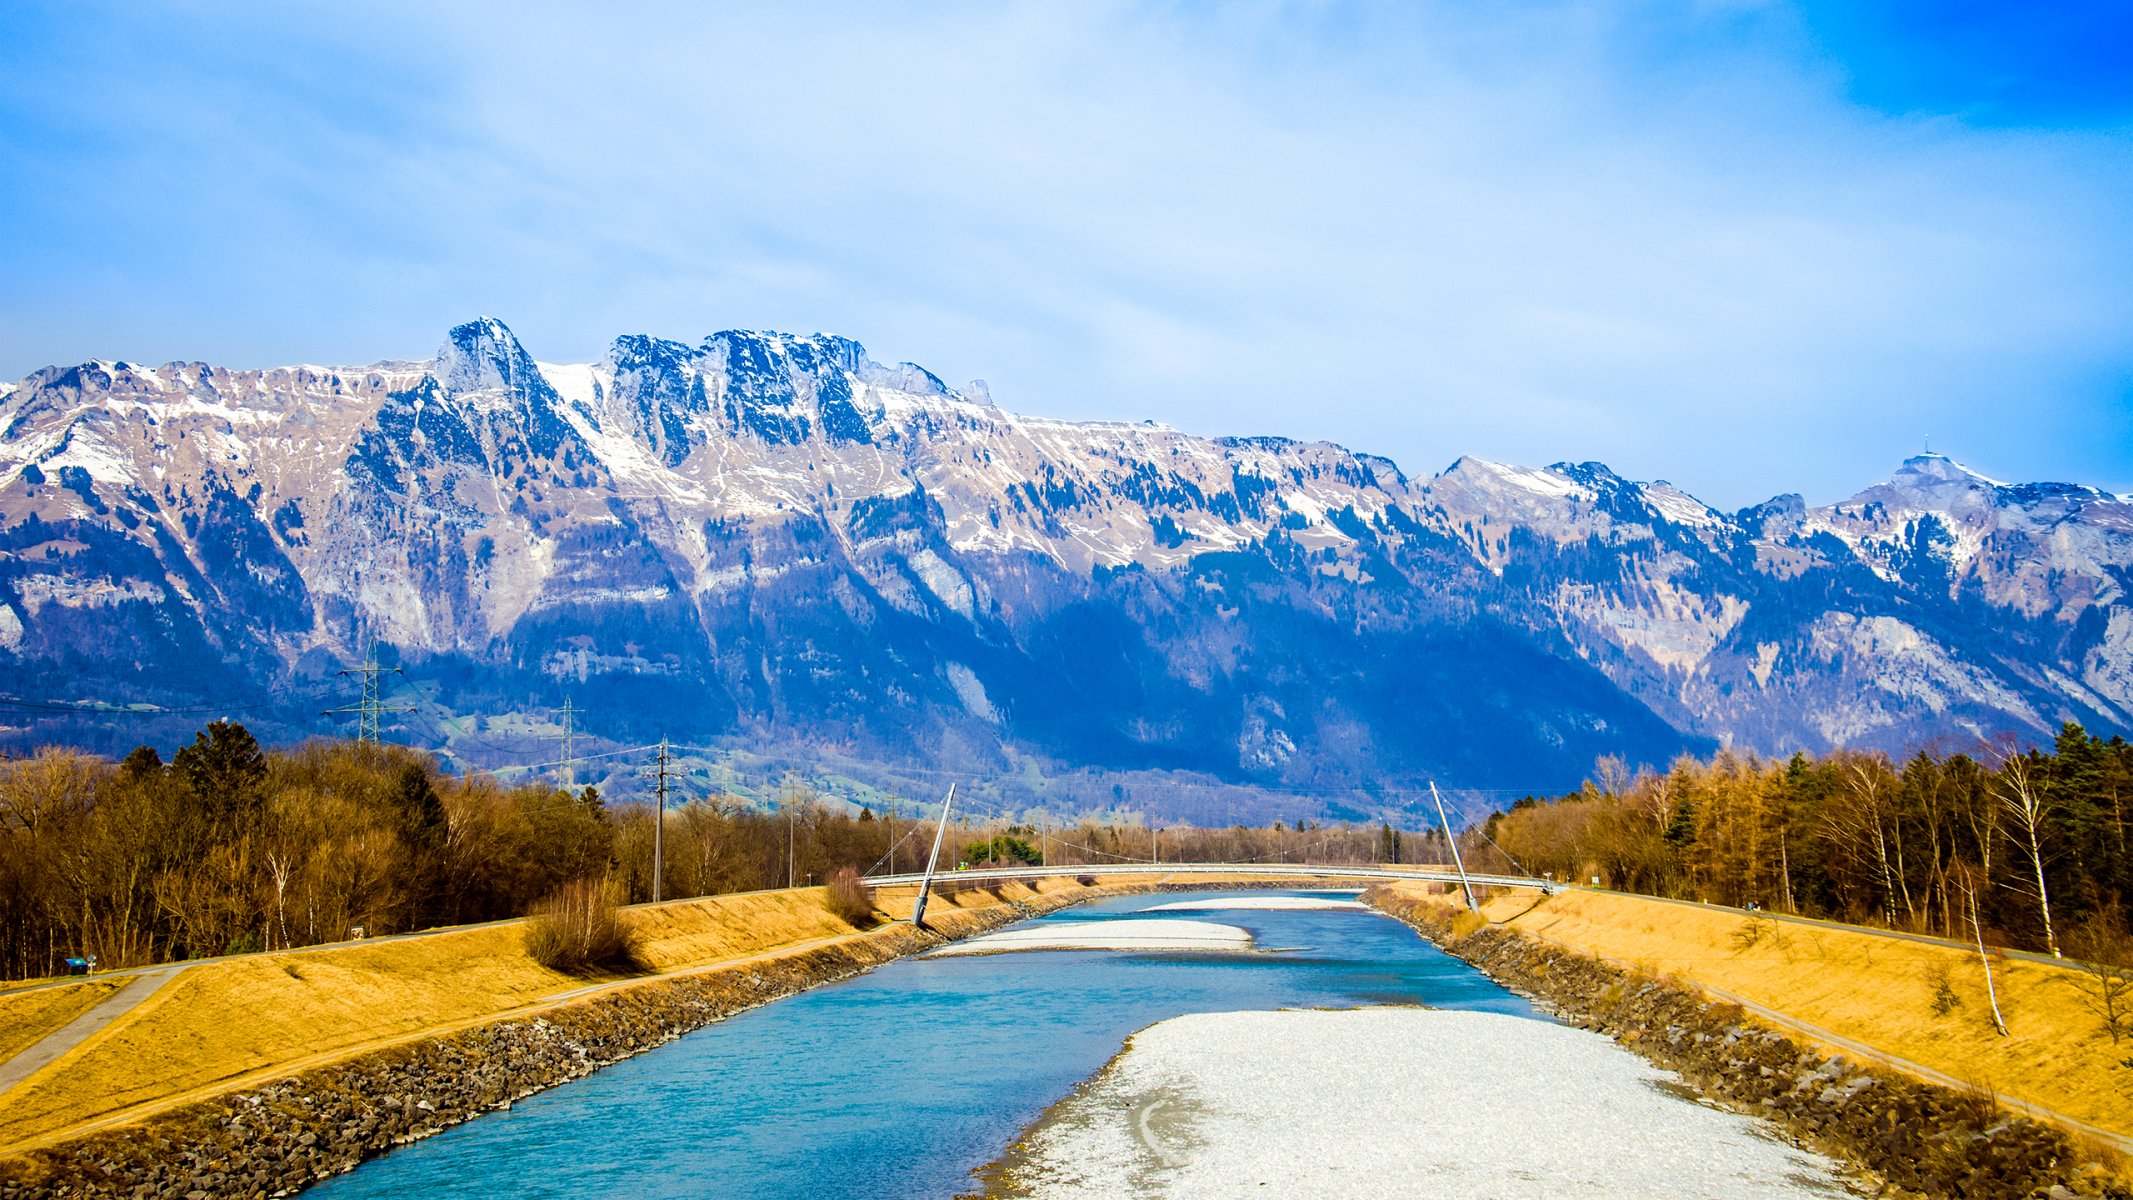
left=1142, top=896, right=1369, bottom=912
left=931, top=919, right=1253, bottom=957
left=990, top=1008, right=1856, bottom=1199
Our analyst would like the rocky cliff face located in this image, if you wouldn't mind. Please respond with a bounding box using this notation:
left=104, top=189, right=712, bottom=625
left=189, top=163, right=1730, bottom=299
left=1, top=318, right=2125, bottom=811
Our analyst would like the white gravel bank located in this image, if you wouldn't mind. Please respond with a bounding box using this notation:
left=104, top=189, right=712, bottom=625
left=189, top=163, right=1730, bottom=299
left=1142, top=897, right=1369, bottom=912
left=992, top=1008, right=1856, bottom=1199
left=930, top=919, right=1254, bottom=957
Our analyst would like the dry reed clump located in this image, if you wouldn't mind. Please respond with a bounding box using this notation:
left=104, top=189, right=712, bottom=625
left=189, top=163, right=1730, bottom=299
left=523, top=879, right=641, bottom=975
left=825, top=868, right=877, bottom=927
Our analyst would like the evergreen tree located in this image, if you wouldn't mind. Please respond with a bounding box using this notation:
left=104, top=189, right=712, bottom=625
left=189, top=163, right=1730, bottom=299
left=173, top=720, right=267, bottom=826
left=120, top=745, right=164, bottom=780
left=394, top=763, right=446, bottom=841
left=1663, top=791, right=1697, bottom=848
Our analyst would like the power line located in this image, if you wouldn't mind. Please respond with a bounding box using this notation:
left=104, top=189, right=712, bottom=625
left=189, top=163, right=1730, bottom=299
left=676, top=751, right=1582, bottom=799
left=0, top=682, right=331, bottom=717
left=472, top=740, right=670, bottom=776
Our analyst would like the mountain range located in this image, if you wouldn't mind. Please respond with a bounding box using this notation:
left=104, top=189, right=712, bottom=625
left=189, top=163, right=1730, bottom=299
left=2, top=318, right=2127, bottom=822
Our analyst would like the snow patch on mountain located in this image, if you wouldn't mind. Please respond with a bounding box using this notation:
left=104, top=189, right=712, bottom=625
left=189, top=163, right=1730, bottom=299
left=1643, top=482, right=1722, bottom=528
left=536, top=361, right=606, bottom=411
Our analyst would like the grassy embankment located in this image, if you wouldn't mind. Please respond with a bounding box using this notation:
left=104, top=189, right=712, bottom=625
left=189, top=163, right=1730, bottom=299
left=0, top=981, right=128, bottom=1064
left=1384, top=882, right=2133, bottom=1142
left=0, top=874, right=1111, bottom=1154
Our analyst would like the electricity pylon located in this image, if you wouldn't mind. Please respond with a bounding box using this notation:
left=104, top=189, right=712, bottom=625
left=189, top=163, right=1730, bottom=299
left=324, top=642, right=413, bottom=744
left=558, top=698, right=576, bottom=788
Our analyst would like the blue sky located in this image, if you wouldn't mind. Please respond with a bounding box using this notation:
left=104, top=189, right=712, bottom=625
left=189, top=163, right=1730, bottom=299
left=2, top=1, right=2129, bottom=508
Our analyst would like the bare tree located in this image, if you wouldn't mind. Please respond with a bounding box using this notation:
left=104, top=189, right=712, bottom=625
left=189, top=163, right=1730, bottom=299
left=1820, top=753, right=1903, bottom=926
left=1990, top=741, right=2060, bottom=958
left=2066, top=924, right=2133, bottom=1046
left=1955, top=863, right=2009, bottom=1037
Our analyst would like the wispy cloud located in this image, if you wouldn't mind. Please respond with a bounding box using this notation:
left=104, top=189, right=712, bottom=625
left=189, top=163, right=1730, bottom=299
left=2, top=1, right=2128, bottom=506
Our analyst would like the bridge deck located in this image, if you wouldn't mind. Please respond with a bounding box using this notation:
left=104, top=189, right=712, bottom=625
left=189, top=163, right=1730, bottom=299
left=864, top=863, right=1554, bottom=891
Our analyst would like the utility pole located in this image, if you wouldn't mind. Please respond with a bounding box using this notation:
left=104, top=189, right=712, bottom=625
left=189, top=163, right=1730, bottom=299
left=325, top=641, right=412, bottom=743
left=1430, top=782, right=1479, bottom=912
left=886, top=798, right=897, bottom=876
left=558, top=698, right=576, bottom=788
left=651, top=738, right=670, bottom=904
left=911, top=784, right=957, bottom=928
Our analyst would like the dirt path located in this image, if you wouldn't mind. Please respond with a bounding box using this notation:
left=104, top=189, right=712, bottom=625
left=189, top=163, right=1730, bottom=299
left=0, top=968, right=184, bottom=1098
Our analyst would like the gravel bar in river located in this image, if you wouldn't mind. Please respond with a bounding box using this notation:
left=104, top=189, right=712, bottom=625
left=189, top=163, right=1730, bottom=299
left=989, top=1007, right=1858, bottom=1199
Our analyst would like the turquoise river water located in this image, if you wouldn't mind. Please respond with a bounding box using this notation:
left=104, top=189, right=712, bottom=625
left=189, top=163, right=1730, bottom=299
left=308, top=890, right=1536, bottom=1199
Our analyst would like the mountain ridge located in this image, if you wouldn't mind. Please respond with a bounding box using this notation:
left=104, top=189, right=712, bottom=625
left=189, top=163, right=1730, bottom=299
left=2, top=317, right=2126, bottom=820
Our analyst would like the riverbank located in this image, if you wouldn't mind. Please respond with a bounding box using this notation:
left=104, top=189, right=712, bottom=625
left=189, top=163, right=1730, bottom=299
left=1368, top=884, right=2133, bottom=1199
left=985, top=1007, right=1858, bottom=1198
left=0, top=877, right=1207, bottom=1198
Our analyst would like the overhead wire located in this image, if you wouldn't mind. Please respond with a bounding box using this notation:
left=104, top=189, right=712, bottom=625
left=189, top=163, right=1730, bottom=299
left=0, top=681, right=337, bottom=717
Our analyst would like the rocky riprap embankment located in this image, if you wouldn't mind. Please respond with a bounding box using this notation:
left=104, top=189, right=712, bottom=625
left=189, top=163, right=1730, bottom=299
left=0, top=885, right=1137, bottom=1200
left=1368, top=888, right=2131, bottom=1200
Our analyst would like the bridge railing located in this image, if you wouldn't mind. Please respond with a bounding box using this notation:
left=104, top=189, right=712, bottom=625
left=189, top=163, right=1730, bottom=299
left=861, top=861, right=1557, bottom=892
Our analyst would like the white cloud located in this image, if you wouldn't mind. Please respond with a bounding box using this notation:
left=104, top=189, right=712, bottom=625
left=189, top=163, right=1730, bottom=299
left=2, top=1, right=2128, bottom=506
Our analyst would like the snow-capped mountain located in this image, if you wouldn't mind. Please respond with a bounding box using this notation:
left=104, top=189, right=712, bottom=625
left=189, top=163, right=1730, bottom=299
left=1, top=318, right=2126, bottom=810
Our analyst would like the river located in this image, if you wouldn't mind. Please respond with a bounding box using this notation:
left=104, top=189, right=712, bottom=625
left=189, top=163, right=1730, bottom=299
left=308, top=890, right=1533, bottom=1199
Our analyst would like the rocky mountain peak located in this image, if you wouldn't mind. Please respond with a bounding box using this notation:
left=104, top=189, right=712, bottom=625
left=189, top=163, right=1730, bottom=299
left=435, top=316, right=549, bottom=400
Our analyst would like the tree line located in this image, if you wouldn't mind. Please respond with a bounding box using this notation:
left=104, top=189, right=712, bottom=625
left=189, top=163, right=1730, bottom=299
left=0, top=722, right=1411, bottom=980
left=1477, top=723, right=2132, bottom=959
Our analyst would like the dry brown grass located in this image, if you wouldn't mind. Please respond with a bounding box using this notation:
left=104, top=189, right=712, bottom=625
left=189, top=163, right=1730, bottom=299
left=1386, top=883, right=2133, bottom=1140
left=0, top=878, right=1085, bottom=1152
left=0, top=980, right=127, bottom=1063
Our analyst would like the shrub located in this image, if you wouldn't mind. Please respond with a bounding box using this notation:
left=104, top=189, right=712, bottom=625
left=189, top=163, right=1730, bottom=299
left=524, top=879, right=639, bottom=975
left=826, top=867, right=876, bottom=927
left=2066, top=925, right=2133, bottom=1045
left=1076, top=874, right=1097, bottom=887
left=1730, top=916, right=1778, bottom=953
left=1448, top=909, right=1489, bottom=941
left=1926, top=961, right=1963, bottom=1016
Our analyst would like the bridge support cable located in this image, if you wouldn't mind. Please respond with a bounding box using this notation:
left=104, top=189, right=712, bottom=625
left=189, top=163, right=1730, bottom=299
left=862, top=824, right=925, bottom=879
left=1430, top=781, right=1480, bottom=912
left=910, top=783, right=957, bottom=929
